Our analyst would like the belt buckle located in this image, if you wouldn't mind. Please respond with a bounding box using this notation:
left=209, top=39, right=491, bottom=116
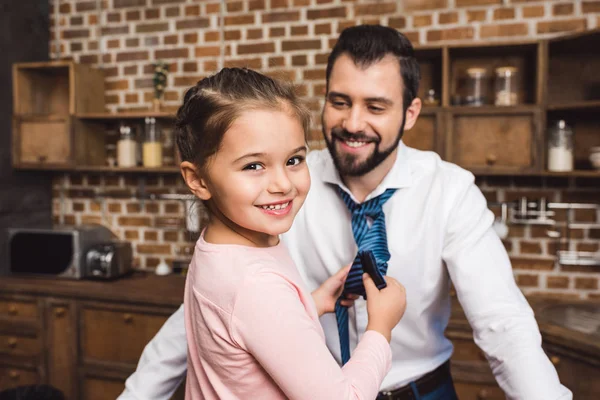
left=379, top=390, right=394, bottom=400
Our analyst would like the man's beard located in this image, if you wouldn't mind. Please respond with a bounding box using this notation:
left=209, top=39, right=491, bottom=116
left=323, top=118, right=406, bottom=177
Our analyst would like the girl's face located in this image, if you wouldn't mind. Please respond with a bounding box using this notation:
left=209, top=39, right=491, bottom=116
left=199, top=108, right=310, bottom=246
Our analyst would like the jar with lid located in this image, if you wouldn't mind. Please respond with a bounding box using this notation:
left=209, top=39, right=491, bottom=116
left=117, top=125, right=137, bottom=167
left=143, top=117, right=163, bottom=167
left=464, top=67, right=490, bottom=106
left=547, top=120, right=574, bottom=172
left=495, top=66, right=519, bottom=106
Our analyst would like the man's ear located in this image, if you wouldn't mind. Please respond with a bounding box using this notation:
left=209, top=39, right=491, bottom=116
left=403, top=97, right=422, bottom=131
left=180, top=161, right=212, bottom=201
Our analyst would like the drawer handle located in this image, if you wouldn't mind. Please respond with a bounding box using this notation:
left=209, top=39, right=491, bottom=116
left=8, top=305, right=18, bottom=316
left=38, top=155, right=47, bottom=163
left=477, top=388, right=490, bottom=400
left=9, top=370, right=20, bottom=380
left=123, top=314, right=133, bottom=323
left=550, top=355, right=560, bottom=365
left=8, top=337, right=17, bottom=349
left=54, top=307, right=66, bottom=318
left=486, top=154, right=497, bottom=166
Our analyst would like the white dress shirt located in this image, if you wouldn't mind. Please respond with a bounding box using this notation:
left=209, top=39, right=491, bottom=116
left=119, top=142, right=572, bottom=400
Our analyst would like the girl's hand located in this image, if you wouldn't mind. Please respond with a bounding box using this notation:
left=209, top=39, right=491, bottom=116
left=311, top=265, right=359, bottom=317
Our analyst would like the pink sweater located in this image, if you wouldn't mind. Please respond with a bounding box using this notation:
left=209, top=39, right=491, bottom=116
left=184, top=234, right=392, bottom=400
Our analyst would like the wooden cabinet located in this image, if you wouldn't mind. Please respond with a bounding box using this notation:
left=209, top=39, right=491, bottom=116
left=0, top=274, right=185, bottom=399
left=543, top=344, right=600, bottom=399
left=11, top=61, right=105, bottom=169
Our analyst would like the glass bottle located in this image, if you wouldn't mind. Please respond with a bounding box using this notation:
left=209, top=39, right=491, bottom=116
left=465, top=67, right=490, bottom=106
left=117, top=125, right=137, bottom=167
left=143, top=117, right=163, bottom=167
left=547, top=120, right=574, bottom=172
left=495, top=66, right=519, bottom=106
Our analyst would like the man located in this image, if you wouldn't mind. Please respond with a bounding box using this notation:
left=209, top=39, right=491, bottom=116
left=119, top=25, right=571, bottom=400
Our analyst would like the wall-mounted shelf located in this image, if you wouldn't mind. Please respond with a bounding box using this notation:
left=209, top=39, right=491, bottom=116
left=77, top=112, right=176, bottom=120
left=547, top=101, right=600, bottom=111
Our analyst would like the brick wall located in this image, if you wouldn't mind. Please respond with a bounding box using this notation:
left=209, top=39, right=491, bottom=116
left=49, top=0, right=600, bottom=298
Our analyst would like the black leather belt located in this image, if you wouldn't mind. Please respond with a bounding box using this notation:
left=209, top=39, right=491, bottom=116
left=377, top=360, right=452, bottom=400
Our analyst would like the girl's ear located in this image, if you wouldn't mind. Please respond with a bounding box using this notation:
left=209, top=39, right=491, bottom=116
left=180, top=161, right=212, bottom=201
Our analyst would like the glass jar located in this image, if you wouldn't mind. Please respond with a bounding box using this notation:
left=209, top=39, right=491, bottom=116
left=495, top=66, right=519, bottom=106
left=547, top=120, right=574, bottom=172
left=464, top=67, right=490, bottom=106
left=117, top=125, right=137, bottom=167
left=143, top=117, right=163, bottom=167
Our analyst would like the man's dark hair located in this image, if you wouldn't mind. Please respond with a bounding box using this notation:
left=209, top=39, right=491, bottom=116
left=325, top=25, right=421, bottom=111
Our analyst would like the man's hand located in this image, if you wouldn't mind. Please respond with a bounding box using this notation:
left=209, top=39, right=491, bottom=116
left=311, top=265, right=359, bottom=317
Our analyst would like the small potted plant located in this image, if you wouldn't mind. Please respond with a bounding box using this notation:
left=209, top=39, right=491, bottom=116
left=152, top=60, right=169, bottom=111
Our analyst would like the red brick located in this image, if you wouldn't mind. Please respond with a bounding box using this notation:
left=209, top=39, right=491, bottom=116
left=145, top=8, right=161, bottom=18
left=205, top=3, right=220, bottom=13
left=355, top=3, right=397, bottom=16
left=516, top=274, right=539, bottom=287
left=271, top=0, right=290, bottom=8
left=577, top=243, right=599, bottom=252
left=520, top=241, right=543, bottom=254
left=225, top=58, right=263, bottom=69
left=270, top=27, right=286, bottom=37
left=262, top=11, right=300, bottom=23
left=268, top=56, right=285, bottom=67
left=163, top=231, right=179, bottom=242
left=144, top=231, right=159, bottom=241
left=184, top=32, right=198, bottom=44
left=107, top=12, right=121, bottom=23
left=153, top=0, right=185, bottom=4
left=522, top=5, right=545, bottom=18
left=70, top=16, right=83, bottom=26
left=481, top=23, right=528, bottom=38
left=537, top=19, right=587, bottom=34
left=575, top=277, right=598, bottom=290
left=291, top=26, right=308, bottom=35
left=116, top=51, right=149, bottom=62
left=247, top=28, right=263, bottom=39
left=226, top=1, right=243, bottom=12
left=166, top=6, right=180, bottom=17
left=303, top=69, right=325, bottom=80
left=438, top=12, right=459, bottom=25
left=126, top=10, right=141, bottom=20
left=403, top=0, right=447, bottom=11
left=583, top=1, right=600, bottom=12
left=101, top=26, right=129, bottom=36
left=224, top=15, right=255, bottom=25
left=238, top=42, right=275, bottom=55
left=553, top=3, right=574, bottom=15
left=511, top=257, right=555, bottom=270
left=456, top=0, right=500, bottom=6
left=307, top=7, right=346, bottom=20
left=136, top=23, right=169, bottom=33
left=62, top=29, right=90, bottom=39
left=574, top=209, right=597, bottom=222
left=70, top=42, right=83, bottom=52
left=292, top=55, right=307, bottom=66
left=493, top=8, right=515, bottom=20
left=126, top=38, right=139, bottom=47
left=204, top=31, right=220, bottom=42
left=389, top=17, right=406, bottom=29
left=164, top=35, right=178, bottom=45
left=156, top=48, right=189, bottom=59
left=114, top=0, right=147, bottom=7
left=106, top=80, right=129, bottom=91
left=176, top=19, right=210, bottom=30
left=281, top=39, right=322, bottom=51
left=315, top=23, right=332, bottom=35
left=315, top=53, right=329, bottom=65
left=547, top=276, right=570, bottom=289
left=118, top=216, right=152, bottom=227
left=249, top=0, right=266, bottom=10
left=125, top=93, right=139, bottom=103
left=225, top=30, right=242, bottom=40
left=137, top=244, right=171, bottom=255
left=185, top=5, right=200, bottom=16
left=413, top=15, right=432, bottom=28
left=76, top=1, right=96, bottom=12
left=426, top=27, right=474, bottom=41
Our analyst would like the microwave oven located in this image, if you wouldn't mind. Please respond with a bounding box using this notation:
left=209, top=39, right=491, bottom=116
left=6, top=225, right=132, bottom=279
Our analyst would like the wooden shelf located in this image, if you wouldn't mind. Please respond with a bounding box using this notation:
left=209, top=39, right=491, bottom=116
left=76, top=112, right=176, bottom=120
left=14, top=165, right=181, bottom=173
left=547, top=101, right=600, bottom=111
left=448, top=105, right=540, bottom=114
left=469, top=168, right=600, bottom=177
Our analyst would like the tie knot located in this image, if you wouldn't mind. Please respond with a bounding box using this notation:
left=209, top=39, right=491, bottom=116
left=337, top=187, right=397, bottom=216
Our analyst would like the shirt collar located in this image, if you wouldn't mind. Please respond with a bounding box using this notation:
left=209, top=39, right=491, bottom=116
left=320, top=140, right=413, bottom=201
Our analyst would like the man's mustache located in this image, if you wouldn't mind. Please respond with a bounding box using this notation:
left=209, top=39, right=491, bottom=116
left=331, top=128, right=379, bottom=144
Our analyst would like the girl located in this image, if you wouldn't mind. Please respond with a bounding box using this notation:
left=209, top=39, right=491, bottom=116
left=176, top=67, right=406, bottom=399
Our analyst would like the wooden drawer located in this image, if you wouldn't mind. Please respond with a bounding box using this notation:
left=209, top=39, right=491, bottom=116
left=81, top=307, right=170, bottom=365
left=0, top=366, right=39, bottom=391
left=0, top=299, right=38, bottom=320
left=81, top=376, right=127, bottom=400
left=454, top=382, right=505, bottom=400
left=544, top=346, right=600, bottom=399
left=0, top=334, right=41, bottom=358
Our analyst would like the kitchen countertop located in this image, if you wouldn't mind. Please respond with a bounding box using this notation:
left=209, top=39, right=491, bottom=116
left=0, top=272, right=598, bottom=358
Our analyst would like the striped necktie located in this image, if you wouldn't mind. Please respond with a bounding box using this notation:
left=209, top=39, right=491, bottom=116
left=335, top=187, right=397, bottom=365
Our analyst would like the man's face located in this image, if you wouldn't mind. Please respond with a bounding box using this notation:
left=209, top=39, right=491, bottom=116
left=322, top=53, right=409, bottom=177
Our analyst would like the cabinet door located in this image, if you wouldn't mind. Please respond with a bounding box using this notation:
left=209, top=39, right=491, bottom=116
left=448, top=110, right=541, bottom=171
left=47, top=303, right=76, bottom=400
left=0, top=366, right=39, bottom=391
left=403, top=112, right=442, bottom=155
left=81, top=376, right=126, bottom=400
left=80, top=305, right=171, bottom=366
left=13, top=117, right=72, bottom=166
left=544, top=347, right=600, bottom=398
left=454, top=382, right=505, bottom=400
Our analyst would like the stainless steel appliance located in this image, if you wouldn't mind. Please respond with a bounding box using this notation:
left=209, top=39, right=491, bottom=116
left=6, top=225, right=132, bottom=279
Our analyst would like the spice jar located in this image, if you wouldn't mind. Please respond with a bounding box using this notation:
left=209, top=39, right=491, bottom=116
left=143, top=117, right=163, bottom=167
left=117, top=125, right=137, bottom=167
left=547, top=120, right=574, bottom=172
left=464, top=67, right=490, bottom=106
left=495, top=66, right=519, bottom=106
